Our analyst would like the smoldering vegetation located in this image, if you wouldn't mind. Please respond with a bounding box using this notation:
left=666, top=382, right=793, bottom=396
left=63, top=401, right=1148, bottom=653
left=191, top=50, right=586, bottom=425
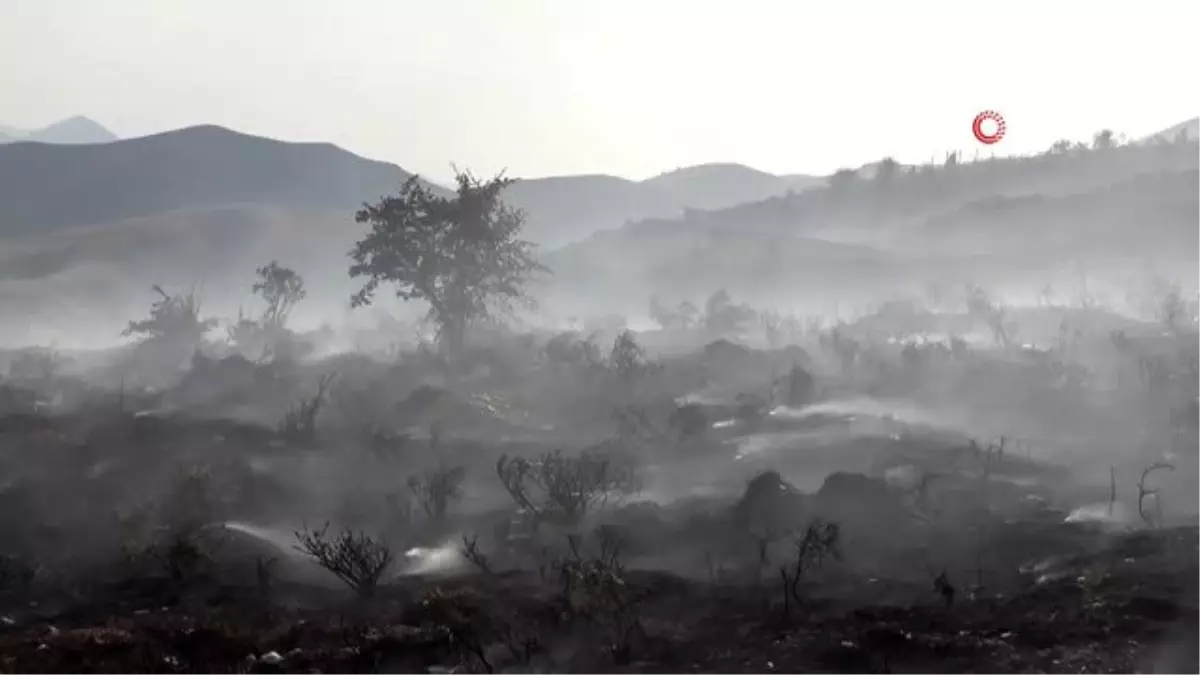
left=0, top=138, right=1197, bottom=674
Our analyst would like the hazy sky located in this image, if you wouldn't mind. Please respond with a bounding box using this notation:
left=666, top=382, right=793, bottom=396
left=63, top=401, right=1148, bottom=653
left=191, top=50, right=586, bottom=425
left=3, top=0, right=1196, bottom=182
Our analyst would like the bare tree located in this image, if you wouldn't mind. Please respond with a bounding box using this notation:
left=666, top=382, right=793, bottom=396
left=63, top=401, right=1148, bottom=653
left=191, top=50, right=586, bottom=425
left=1136, top=462, right=1175, bottom=526
left=778, top=519, right=841, bottom=619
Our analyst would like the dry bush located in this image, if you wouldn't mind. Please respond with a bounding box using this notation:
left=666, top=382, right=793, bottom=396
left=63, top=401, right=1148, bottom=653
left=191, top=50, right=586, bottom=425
left=119, top=466, right=226, bottom=588
left=459, top=534, right=492, bottom=574
left=608, top=330, right=651, bottom=381
left=778, top=518, right=841, bottom=619
left=496, top=448, right=639, bottom=525
left=553, top=526, right=644, bottom=664
left=278, top=371, right=335, bottom=444
left=293, top=523, right=394, bottom=597
left=416, top=586, right=512, bottom=673
left=1136, top=461, right=1175, bottom=526
left=408, top=464, right=467, bottom=522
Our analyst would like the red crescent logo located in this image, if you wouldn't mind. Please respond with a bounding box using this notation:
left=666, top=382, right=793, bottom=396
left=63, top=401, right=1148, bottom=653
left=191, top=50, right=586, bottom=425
left=973, top=111, right=1006, bottom=145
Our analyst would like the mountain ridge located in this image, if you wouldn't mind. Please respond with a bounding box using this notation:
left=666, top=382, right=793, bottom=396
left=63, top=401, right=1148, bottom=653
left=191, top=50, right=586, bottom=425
left=0, top=115, right=118, bottom=144
left=0, top=124, right=822, bottom=247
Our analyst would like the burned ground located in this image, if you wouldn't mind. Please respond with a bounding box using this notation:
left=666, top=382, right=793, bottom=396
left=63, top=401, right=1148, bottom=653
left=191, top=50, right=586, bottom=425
left=0, top=299, right=1197, bottom=673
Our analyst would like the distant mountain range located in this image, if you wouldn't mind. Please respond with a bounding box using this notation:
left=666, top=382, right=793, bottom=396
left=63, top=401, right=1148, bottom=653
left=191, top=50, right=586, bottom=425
left=0, top=125, right=415, bottom=238
left=0, top=116, right=1195, bottom=339
left=0, top=123, right=818, bottom=246
left=0, top=116, right=118, bottom=145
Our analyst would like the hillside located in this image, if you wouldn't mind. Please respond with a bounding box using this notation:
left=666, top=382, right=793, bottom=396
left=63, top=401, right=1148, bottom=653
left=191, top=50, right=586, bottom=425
left=536, top=134, right=1200, bottom=316
left=486, top=164, right=819, bottom=247
left=643, top=163, right=820, bottom=209
left=0, top=125, right=415, bottom=238
left=0, top=115, right=118, bottom=144
left=0, top=120, right=1195, bottom=340
left=1142, top=117, right=1199, bottom=144
left=0, top=125, right=813, bottom=248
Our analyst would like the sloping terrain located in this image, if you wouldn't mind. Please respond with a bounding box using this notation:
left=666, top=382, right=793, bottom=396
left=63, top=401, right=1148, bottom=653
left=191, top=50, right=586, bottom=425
left=0, top=115, right=118, bottom=145
left=539, top=137, right=1200, bottom=315
left=0, top=125, right=416, bottom=238
left=0, top=126, right=813, bottom=249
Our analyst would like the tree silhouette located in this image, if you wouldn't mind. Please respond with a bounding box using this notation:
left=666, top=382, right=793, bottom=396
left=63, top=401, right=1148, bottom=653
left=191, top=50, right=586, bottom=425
left=875, top=157, right=899, bottom=184
left=253, top=261, right=306, bottom=329
left=828, top=168, right=858, bottom=192
left=349, top=171, right=547, bottom=354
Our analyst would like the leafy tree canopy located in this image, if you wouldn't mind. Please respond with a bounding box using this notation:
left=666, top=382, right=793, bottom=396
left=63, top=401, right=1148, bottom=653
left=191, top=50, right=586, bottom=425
left=349, top=171, right=548, bottom=352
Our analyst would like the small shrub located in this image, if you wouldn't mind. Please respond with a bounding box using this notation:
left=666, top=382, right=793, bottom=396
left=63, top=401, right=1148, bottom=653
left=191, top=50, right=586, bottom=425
left=459, top=534, right=492, bottom=574
left=120, top=466, right=225, bottom=588
left=294, top=523, right=394, bottom=597
left=408, top=464, right=467, bottom=522
left=553, top=526, right=643, bottom=664
left=278, top=372, right=336, bottom=444
left=496, top=449, right=639, bottom=525
left=418, top=586, right=498, bottom=673
left=123, top=285, right=218, bottom=361
left=609, top=331, right=649, bottom=381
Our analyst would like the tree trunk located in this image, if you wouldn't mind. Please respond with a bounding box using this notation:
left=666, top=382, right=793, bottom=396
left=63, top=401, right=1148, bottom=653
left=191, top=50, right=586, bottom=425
left=438, top=315, right=467, bottom=359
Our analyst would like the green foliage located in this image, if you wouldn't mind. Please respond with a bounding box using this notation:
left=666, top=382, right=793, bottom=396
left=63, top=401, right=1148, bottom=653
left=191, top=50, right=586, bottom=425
left=349, top=171, right=548, bottom=352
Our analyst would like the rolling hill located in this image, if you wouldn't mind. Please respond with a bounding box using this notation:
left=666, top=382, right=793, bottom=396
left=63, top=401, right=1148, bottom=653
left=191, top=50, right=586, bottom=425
left=0, top=125, right=416, bottom=238
left=0, top=124, right=818, bottom=247
left=0, top=116, right=118, bottom=145
left=0, top=123, right=825, bottom=341
left=0, top=118, right=1194, bottom=342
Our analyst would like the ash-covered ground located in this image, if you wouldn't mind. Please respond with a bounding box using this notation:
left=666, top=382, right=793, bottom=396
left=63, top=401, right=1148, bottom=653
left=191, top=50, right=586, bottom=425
left=0, top=288, right=1196, bottom=673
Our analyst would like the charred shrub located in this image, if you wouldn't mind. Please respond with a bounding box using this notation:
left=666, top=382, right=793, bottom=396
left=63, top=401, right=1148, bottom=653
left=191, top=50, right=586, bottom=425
left=278, top=372, right=335, bottom=445
left=496, top=448, right=639, bottom=526
left=119, top=466, right=226, bottom=590
left=553, top=526, right=644, bottom=664
left=293, top=522, right=394, bottom=597
left=408, top=464, right=467, bottom=524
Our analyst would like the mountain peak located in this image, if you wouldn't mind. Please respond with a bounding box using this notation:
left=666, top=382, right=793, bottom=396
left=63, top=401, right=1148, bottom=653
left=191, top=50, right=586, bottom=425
left=0, top=115, right=119, bottom=145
